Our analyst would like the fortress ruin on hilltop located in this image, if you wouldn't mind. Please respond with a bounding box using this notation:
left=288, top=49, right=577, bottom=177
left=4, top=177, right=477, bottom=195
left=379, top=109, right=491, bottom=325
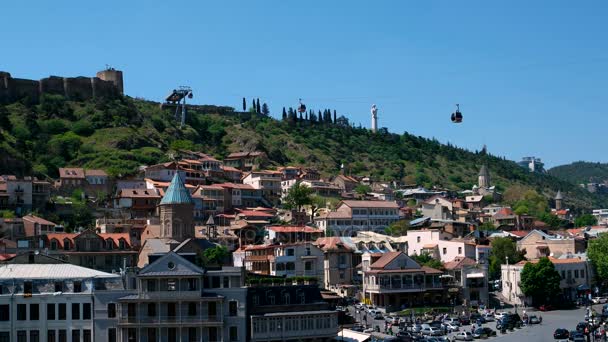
left=0, top=68, right=124, bottom=104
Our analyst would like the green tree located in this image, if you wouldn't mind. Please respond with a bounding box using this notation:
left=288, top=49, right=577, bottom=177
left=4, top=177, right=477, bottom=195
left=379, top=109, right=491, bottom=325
left=411, top=253, right=444, bottom=270
left=354, top=184, right=372, bottom=198
left=520, top=257, right=562, bottom=306
left=282, top=107, right=287, bottom=120
left=256, top=98, right=261, bottom=114
left=0, top=210, right=15, bottom=219
left=575, top=214, right=598, bottom=227
left=199, top=245, right=229, bottom=267
left=242, top=97, right=246, bottom=111
left=478, top=221, right=496, bottom=230
left=261, top=103, right=269, bottom=116
left=283, top=182, right=314, bottom=211
left=385, top=219, right=409, bottom=236
left=587, top=233, right=608, bottom=284
left=488, top=237, right=525, bottom=279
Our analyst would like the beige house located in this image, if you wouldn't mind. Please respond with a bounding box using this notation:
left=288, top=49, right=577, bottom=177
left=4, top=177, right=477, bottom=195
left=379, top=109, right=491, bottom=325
left=517, top=229, right=584, bottom=260
left=314, top=200, right=401, bottom=235
left=314, top=237, right=356, bottom=297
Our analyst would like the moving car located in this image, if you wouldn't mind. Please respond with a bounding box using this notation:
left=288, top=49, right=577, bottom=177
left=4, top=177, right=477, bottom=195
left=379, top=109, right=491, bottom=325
left=453, top=332, right=473, bottom=341
left=528, top=315, right=540, bottom=324
left=553, top=328, right=569, bottom=340
left=482, top=313, right=494, bottom=322
left=576, top=322, right=588, bottom=332
left=592, top=297, right=607, bottom=304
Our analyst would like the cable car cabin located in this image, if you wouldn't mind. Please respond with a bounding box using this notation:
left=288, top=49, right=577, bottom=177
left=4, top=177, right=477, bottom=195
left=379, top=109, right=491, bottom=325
left=451, top=104, right=463, bottom=123
left=298, top=103, right=306, bottom=113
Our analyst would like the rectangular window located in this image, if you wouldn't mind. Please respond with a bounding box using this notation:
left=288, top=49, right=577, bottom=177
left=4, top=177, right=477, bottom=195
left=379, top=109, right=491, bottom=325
left=71, top=330, right=80, bottom=342
left=0, top=332, right=9, bottom=342
left=187, top=303, right=197, bottom=316
left=187, top=278, right=197, bottom=291
left=582, top=269, right=585, bottom=278
left=24, top=281, right=33, bottom=295
left=72, top=303, right=80, bottom=320
left=107, top=303, right=116, bottom=318
left=167, top=279, right=177, bottom=291
left=58, top=330, right=66, bottom=342
left=30, top=330, right=39, bottom=342
left=146, top=329, right=156, bottom=342
left=575, top=270, right=579, bottom=278
left=458, top=247, right=462, bottom=254
left=54, top=282, right=63, bottom=292
left=107, top=329, right=116, bottom=342
left=58, top=304, right=66, bottom=320
left=30, top=304, right=39, bottom=320
left=229, top=327, right=238, bottom=342
left=561, top=270, right=565, bottom=279
left=147, top=303, right=156, bottom=317
left=211, top=277, right=220, bottom=288
left=229, top=301, right=238, bottom=316
left=223, top=277, right=230, bottom=288
left=83, top=330, right=90, bottom=342
left=48, top=331, right=56, bottom=342
left=0, top=305, right=9, bottom=321
left=83, top=303, right=91, bottom=320
left=17, top=304, right=26, bottom=321
left=17, top=331, right=26, bottom=342
left=73, top=281, right=82, bottom=293
left=147, top=280, right=156, bottom=292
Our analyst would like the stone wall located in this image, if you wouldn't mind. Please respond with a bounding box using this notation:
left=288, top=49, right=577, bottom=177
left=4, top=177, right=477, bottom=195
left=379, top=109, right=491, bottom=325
left=0, top=69, right=123, bottom=104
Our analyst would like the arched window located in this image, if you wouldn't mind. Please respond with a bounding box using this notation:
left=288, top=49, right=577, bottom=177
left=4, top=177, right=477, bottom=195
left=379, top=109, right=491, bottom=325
left=63, top=239, right=71, bottom=250
left=50, top=239, right=58, bottom=250
left=119, top=239, right=126, bottom=250
left=106, top=239, right=113, bottom=250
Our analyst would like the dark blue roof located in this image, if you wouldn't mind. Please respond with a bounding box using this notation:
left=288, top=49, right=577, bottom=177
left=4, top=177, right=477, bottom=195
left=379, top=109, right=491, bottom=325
left=160, top=173, right=194, bottom=205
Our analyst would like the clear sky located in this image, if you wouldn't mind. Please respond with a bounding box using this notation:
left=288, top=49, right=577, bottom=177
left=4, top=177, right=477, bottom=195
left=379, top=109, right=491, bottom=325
left=2, top=1, right=607, bottom=167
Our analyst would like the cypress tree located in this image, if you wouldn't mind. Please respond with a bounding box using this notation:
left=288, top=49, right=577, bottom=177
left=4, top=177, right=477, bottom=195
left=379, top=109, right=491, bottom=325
left=333, top=110, right=337, bottom=124
left=318, top=110, right=323, bottom=123
left=242, top=97, right=246, bottom=111
left=251, top=99, right=255, bottom=111
left=299, top=112, right=303, bottom=121
left=256, top=98, right=261, bottom=114
left=282, top=107, right=287, bottom=120
left=262, top=103, right=269, bottom=116
left=305, top=112, right=309, bottom=121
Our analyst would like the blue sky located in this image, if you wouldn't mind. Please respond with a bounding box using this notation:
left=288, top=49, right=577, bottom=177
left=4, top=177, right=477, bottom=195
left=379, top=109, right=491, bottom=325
left=2, top=1, right=607, bottom=167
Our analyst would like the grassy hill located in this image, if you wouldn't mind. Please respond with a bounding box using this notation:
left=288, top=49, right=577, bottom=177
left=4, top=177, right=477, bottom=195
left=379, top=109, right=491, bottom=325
left=0, top=94, right=606, bottom=212
left=549, top=161, right=608, bottom=185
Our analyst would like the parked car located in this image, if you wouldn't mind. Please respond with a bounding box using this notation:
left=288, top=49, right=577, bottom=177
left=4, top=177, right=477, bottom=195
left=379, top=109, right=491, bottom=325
left=421, top=327, right=442, bottom=336
left=443, top=322, right=460, bottom=332
left=482, top=313, right=494, bottom=322
left=472, top=327, right=496, bottom=338
left=493, top=311, right=507, bottom=320
left=592, top=297, right=607, bottom=304
left=458, top=316, right=471, bottom=325
left=576, top=322, right=588, bottom=332
left=571, top=332, right=585, bottom=342
left=354, top=302, right=365, bottom=310
left=553, top=328, right=569, bottom=340
left=443, top=317, right=461, bottom=326
left=407, top=324, right=423, bottom=333
left=453, top=332, right=473, bottom=341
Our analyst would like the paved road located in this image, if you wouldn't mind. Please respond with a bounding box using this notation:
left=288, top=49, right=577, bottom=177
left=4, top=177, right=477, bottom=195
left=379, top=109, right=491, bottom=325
left=348, top=304, right=605, bottom=341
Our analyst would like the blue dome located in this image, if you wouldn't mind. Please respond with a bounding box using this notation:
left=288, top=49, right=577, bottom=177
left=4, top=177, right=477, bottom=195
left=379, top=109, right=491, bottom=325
left=160, top=173, right=194, bottom=205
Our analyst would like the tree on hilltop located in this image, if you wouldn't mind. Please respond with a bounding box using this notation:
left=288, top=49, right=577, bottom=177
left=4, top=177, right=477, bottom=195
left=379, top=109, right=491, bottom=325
left=261, top=103, right=269, bottom=116
left=256, top=98, right=261, bottom=114
left=242, top=97, right=246, bottom=111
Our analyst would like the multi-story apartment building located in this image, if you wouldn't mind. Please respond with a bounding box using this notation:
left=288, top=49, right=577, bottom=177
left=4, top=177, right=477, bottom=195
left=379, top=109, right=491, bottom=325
left=0, top=263, right=124, bottom=342
left=314, top=200, right=401, bottom=235
left=223, top=152, right=268, bottom=172
left=191, top=185, right=226, bottom=222
left=242, top=171, right=282, bottom=205
left=593, top=209, right=608, bottom=226
left=114, top=188, right=161, bottom=218
left=361, top=251, right=445, bottom=309
left=57, top=168, right=109, bottom=197
left=0, top=176, right=51, bottom=214
left=22, top=215, right=60, bottom=236
left=517, top=229, right=584, bottom=260
left=115, top=252, right=247, bottom=342
left=405, top=229, right=478, bottom=263
left=444, top=257, right=489, bottom=307
left=314, top=237, right=356, bottom=297
left=44, top=230, right=138, bottom=272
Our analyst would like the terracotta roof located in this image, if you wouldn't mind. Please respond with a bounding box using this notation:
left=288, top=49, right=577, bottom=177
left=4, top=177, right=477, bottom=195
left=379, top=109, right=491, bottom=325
left=370, top=251, right=402, bottom=269
left=422, top=244, right=438, bottom=249
left=494, top=207, right=515, bottom=219
left=444, top=257, right=477, bottom=270
left=84, top=169, right=108, bottom=177
left=59, top=168, right=85, bottom=179
left=508, top=230, right=529, bottom=238
left=341, top=200, right=399, bottom=209
left=516, top=256, right=586, bottom=266
left=118, top=188, right=161, bottom=198
left=46, top=233, right=78, bottom=248
left=99, top=233, right=131, bottom=248
left=216, top=183, right=255, bottom=190
left=236, top=210, right=274, bottom=218
left=336, top=174, right=359, bottom=183
left=221, top=166, right=242, bottom=172
left=267, top=226, right=321, bottom=233
left=321, top=211, right=352, bottom=219
left=0, top=254, right=15, bottom=261
left=22, top=215, right=57, bottom=226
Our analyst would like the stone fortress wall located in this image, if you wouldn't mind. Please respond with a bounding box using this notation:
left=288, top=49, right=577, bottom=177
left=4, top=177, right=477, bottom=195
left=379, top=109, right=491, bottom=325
left=0, top=68, right=123, bottom=104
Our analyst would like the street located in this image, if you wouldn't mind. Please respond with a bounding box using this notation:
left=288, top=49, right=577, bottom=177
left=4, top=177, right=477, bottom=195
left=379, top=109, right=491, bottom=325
left=347, top=304, right=602, bottom=341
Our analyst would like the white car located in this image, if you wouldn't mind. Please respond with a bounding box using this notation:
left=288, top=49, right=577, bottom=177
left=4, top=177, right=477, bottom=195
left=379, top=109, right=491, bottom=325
left=421, top=327, right=442, bottom=336
left=592, top=297, right=607, bottom=304
left=385, top=316, right=399, bottom=324
left=494, top=312, right=507, bottom=320
left=453, top=332, right=474, bottom=341
left=483, top=313, right=495, bottom=322
left=443, top=317, right=461, bottom=326
left=443, top=322, right=460, bottom=332
left=354, top=302, right=364, bottom=310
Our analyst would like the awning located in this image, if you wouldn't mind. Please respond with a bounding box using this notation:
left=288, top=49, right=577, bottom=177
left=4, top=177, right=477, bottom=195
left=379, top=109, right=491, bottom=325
left=466, top=273, right=485, bottom=279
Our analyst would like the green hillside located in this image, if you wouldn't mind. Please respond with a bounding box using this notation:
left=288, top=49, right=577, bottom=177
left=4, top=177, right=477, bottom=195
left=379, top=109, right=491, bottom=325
left=0, top=94, right=606, bottom=212
left=549, top=161, right=608, bottom=185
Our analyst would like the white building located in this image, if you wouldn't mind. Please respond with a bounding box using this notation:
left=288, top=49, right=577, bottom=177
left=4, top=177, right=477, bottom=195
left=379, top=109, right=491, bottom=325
left=0, top=263, right=123, bottom=342
left=593, top=209, right=608, bottom=226
left=405, top=229, right=477, bottom=263
left=501, top=256, right=592, bottom=305
left=242, top=171, right=282, bottom=204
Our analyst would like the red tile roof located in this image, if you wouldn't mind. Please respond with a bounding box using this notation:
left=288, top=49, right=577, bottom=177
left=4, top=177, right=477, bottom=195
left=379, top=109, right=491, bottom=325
left=444, top=257, right=476, bottom=270
left=267, top=226, right=321, bottom=233
left=508, top=230, right=529, bottom=238
left=99, top=233, right=131, bottom=248
left=236, top=210, right=274, bottom=218
left=314, top=237, right=354, bottom=252
left=118, top=189, right=161, bottom=198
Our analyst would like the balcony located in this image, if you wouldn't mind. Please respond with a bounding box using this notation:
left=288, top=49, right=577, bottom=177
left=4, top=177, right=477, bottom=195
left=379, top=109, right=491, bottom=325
left=141, top=290, right=203, bottom=300
left=118, top=315, right=222, bottom=326
left=366, top=282, right=443, bottom=293
left=245, top=255, right=273, bottom=262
